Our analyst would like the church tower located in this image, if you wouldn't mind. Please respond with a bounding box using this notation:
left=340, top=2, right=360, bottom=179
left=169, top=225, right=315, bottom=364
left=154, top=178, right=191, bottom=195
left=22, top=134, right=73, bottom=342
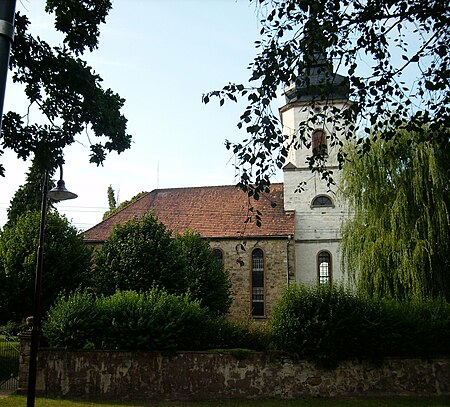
left=280, top=30, right=353, bottom=285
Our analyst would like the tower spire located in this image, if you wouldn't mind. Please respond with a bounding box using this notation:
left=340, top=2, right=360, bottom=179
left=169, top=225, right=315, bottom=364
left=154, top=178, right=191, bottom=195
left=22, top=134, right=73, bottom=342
left=284, top=6, right=349, bottom=103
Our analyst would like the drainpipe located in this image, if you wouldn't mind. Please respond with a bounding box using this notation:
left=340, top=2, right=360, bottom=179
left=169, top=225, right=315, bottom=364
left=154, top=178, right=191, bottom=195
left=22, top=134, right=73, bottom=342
left=286, top=235, right=292, bottom=285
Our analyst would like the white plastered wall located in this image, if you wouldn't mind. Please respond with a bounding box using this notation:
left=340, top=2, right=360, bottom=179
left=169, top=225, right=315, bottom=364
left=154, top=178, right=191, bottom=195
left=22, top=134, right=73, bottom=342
left=281, top=100, right=352, bottom=285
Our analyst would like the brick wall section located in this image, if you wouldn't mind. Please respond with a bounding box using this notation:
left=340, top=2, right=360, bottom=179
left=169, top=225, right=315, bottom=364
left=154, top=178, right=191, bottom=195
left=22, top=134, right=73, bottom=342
left=210, top=237, right=295, bottom=320
left=18, top=336, right=450, bottom=401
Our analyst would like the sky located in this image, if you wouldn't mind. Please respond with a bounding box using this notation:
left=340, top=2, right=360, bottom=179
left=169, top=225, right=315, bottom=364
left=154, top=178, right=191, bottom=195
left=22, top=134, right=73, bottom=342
left=1, top=0, right=284, bottom=230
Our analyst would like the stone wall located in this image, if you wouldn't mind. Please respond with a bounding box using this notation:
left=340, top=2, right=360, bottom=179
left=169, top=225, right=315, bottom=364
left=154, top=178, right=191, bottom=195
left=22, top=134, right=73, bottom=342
left=210, top=237, right=295, bottom=320
left=18, top=334, right=450, bottom=401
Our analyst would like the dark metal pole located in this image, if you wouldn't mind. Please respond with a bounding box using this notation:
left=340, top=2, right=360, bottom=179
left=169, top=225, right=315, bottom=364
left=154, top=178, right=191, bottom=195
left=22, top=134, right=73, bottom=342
left=27, top=169, right=49, bottom=407
left=0, top=0, right=16, bottom=131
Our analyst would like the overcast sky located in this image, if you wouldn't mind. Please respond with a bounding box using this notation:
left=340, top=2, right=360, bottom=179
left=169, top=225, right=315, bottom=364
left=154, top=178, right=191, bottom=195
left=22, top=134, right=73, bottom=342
left=0, top=0, right=286, bottom=230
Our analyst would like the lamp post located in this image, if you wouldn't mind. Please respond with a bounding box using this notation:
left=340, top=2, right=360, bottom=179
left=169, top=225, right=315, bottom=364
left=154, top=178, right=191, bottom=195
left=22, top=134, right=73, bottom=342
left=0, top=0, right=16, bottom=131
left=26, top=165, right=77, bottom=407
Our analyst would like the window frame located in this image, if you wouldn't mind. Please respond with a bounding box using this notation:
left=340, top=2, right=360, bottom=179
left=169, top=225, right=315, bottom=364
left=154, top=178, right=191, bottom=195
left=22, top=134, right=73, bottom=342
left=212, top=248, right=224, bottom=267
left=251, top=248, right=265, bottom=317
left=311, top=194, right=334, bottom=208
left=311, top=129, right=328, bottom=156
left=317, top=250, right=332, bottom=285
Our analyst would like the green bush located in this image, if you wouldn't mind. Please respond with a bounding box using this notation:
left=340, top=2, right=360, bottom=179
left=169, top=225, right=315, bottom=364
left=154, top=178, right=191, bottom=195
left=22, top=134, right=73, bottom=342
left=174, top=230, right=232, bottom=315
left=0, top=320, right=28, bottom=336
left=97, top=290, right=212, bottom=351
left=42, top=290, right=102, bottom=349
left=375, top=298, right=450, bottom=358
left=270, top=284, right=450, bottom=367
left=0, top=211, right=92, bottom=324
left=207, top=319, right=270, bottom=351
left=92, top=214, right=183, bottom=296
left=92, top=216, right=232, bottom=315
left=42, top=289, right=261, bottom=351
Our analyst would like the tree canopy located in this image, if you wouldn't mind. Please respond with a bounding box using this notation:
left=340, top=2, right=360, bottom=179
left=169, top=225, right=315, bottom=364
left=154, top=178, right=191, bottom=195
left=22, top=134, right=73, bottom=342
left=92, top=214, right=232, bottom=315
left=107, top=185, right=117, bottom=211
left=5, top=159, right=56, bottom=227
left=203, top=0, right=450, bottom=196
left=0, top=210, right=92, bottom=323
left=175, top=230, right=232, bottom=315
left=92, top=213, right=183, bottom=296
left=340, top=128, right=450, bottom=301
left=0, top=0, right=131, bottom=175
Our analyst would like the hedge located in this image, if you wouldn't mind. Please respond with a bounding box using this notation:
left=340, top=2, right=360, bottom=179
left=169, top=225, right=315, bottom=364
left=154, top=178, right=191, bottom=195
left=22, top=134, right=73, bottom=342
left=270, top=284, right=450, bottom=367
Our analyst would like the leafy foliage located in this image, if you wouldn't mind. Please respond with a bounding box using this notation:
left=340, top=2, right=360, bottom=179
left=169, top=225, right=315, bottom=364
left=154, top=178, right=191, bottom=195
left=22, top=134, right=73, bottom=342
left=92, top=213, right=182, bottom=295
left=203, top=0, right=450, bottom=196
left=41, top=290, right=100, bottom=350
left=43, top=285, right=450, bottom=359
left=340, top=128, right=450, bottom=300
left=0, top=1, right=131, bottom=175
left=102, top=191, right=147, bottom=220
left=43, top=289, right=264, bottom=351
left=6, top=160, right=55, bottom=227
left=0, top=211, right=92, bottom=323
left=270, top=284, right=450, bottom=367
left=0, top=320, right=27, bottom=336
left=175, top=230, right=232, bottom=315
left=106, top=185, right=117, bottom=211
left=45, top=0, right=112, bottom=55
left=92, top=215, right=232, bottom=315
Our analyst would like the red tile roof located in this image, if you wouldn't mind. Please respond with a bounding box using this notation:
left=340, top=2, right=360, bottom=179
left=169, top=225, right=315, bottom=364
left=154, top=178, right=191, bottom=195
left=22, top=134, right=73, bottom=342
left=83, top=183, right=294, bottom=243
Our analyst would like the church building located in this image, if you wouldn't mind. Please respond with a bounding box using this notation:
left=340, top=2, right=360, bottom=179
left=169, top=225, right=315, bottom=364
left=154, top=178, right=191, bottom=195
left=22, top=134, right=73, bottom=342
left=83, top=47, right=353, bottom=321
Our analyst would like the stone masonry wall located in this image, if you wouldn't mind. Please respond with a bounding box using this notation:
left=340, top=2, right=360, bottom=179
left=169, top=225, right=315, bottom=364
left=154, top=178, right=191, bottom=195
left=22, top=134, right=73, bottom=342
left=210, top=237, right=295, bottom=321
left=18, top=335, right=450, bottom=401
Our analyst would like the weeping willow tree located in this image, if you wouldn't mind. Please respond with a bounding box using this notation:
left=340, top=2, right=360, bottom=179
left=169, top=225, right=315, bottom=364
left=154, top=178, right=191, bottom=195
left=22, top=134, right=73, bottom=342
left=340, top=128, right=450, bottom=301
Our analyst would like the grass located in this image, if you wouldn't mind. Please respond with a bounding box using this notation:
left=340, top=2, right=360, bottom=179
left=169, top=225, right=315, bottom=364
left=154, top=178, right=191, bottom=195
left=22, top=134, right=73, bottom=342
left=1, top=395, right=450, bottom=407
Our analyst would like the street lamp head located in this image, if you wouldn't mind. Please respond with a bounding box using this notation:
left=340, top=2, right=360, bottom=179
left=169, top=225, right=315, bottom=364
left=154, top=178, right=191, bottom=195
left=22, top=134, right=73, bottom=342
left=48, top=179, right=78, bottom=201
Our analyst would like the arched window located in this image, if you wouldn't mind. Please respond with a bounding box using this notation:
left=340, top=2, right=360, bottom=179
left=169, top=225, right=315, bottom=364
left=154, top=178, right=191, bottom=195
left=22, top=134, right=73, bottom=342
left=317, top=251, right=332, bottom=285
left=251, top=248, right=265, bottom=317
left=312, top=129, right=327, bottom=155
left=212, top=248, right=223, bottom=267
left=311, top=195, right=334, bottom=207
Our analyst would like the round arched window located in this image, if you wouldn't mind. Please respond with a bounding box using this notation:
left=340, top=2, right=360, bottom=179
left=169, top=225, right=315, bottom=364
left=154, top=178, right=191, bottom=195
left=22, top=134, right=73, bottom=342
left=311, top=195, right=333, bottom=207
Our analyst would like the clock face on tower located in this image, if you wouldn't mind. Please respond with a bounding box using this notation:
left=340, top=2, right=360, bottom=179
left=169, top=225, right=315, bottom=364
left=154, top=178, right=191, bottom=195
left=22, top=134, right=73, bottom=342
left=312, top=129, right=327, bottom=155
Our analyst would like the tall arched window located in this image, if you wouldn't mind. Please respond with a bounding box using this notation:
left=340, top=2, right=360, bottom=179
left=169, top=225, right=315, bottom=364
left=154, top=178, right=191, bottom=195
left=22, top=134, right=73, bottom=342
left=251, top=248, right=265, bottom=317
left=312, top=129, right=327, bottom=155
left=317, top=251, right=332, bottom=285
left=212, top=248, right=224, bottom=267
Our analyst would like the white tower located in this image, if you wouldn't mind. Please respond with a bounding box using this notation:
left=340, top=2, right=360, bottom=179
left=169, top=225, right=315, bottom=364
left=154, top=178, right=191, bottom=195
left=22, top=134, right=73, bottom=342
left=280, top=46, right=353, bottom=285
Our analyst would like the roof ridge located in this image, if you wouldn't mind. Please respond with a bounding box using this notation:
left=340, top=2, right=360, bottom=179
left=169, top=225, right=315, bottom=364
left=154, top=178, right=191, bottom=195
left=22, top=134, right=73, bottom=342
left=150, top=182, right=284, bottom=193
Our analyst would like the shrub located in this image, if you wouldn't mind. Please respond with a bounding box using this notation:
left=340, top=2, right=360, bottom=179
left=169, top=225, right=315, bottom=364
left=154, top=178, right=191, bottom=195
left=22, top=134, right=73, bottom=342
left=92, top=216, right=233, bottom=316
left=207, top=319, right=270, bottom=351
left=91, top=213, right=184, bottom=295
left=271, top=284, right=369, bottom=366
left=174, top=230, right=232, bottom=315
left=43, top=289, right=256, bottom=351
left=375, top=298, right=450, bottom=358
left=97, top=290, right=212, bottom=351
left=0, top=320, right=27, bottom=336
left=42, top=290, right=102, bottom=349
left=270, top=284, right=450, bottom=367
